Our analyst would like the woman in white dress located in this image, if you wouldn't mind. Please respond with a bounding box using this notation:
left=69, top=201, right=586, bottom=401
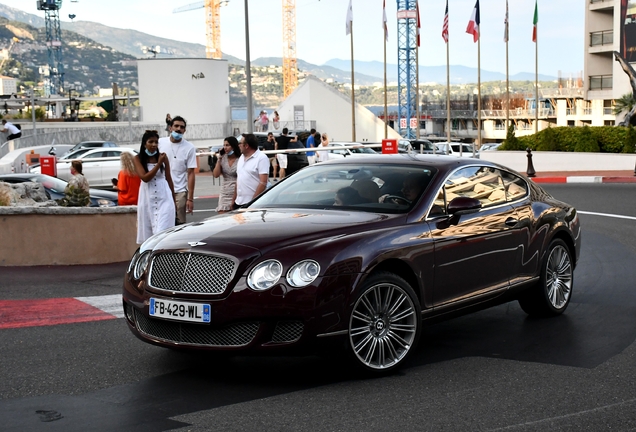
left=134, top=130, right=176, bottom=244
left=212, top=136, right=241, bottom=213
left=316, top=132, right=330, bottom=163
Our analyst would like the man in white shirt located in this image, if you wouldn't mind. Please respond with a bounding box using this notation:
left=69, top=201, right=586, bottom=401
left=235, top=133, right=270, bottom=208
left=1, top=120, right=21, bottom=141
left=158, top=116, right=197, bottom=224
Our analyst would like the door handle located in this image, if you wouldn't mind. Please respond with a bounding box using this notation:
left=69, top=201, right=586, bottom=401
left=505, top=217, right=518, bottom=227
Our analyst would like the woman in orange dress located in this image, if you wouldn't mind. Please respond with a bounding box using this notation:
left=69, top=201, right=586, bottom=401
left=113, top=151, right=141, bottom=205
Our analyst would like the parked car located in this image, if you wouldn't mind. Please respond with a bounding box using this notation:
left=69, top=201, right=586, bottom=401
left=479, top=143, right=502, bottom=153
left=63, top=140, right=118, bottom=157
left=327, top=142, right=379, bottom=159
left=436, top=142, right=479, bottom=158
left=0, top=173, right=118, bottom=207
left=242, top=132, right=309, bottom=176
left=123, top=154, right=581, bottom=373
left=400, top=139, right=445, bottom=154
left=30, top=147, right=136, bottom=188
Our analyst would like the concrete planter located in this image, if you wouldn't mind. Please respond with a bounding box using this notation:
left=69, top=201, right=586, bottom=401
left=0, top=206, right=138, bottom=266
left=479, top=151, right=636, bottom=173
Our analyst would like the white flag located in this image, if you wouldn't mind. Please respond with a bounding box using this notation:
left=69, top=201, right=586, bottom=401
left=383, top=0, right=388, bottom=41
left=346, top=0, right=353, bottom=35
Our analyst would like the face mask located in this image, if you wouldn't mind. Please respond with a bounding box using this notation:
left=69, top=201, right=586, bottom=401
left=171, top=131, right=183, bottom=140
left=227, top=150, right=234, bottom=156
left=145, top=149, right=158, bottom=156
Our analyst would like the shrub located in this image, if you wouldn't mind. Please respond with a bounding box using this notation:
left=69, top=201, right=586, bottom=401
left=573, top=126, right=600, bottom=152
left=501, top=125, right=523, bottom=150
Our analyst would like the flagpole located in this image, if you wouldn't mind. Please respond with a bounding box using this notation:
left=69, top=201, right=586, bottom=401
left=446, top=36, right=451, bottom=146
left=384, top=28, right=388, bottom=139
left=505, top=0, right=510, bottom=134
left=477, top=35, right=481, bottom=157
left=535, top=17, right=539, bottom=134
left=350, top=22, right=356, bottom=142
left=416, top=43, right=420, bottom=139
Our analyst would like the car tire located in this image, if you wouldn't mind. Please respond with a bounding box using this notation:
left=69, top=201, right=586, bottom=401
left=347, top=272, right=421, bottom=373
left=518, top=238, right=573, bottom=317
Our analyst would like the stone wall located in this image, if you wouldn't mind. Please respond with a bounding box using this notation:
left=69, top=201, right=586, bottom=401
left=0, top=206, right=138, bottom=266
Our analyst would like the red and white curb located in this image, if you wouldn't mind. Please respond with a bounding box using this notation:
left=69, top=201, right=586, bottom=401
left=532, top=176, right=636, bottom=184
left=0, top=294, right=123, bottom=330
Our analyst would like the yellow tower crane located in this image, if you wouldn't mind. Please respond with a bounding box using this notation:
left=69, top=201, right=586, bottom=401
left=173, top=1, right=228, bottom=59
left=282, top=0, right=298, bottom=97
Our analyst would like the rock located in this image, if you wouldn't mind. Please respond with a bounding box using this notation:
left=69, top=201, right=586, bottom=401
left=0, top=181, right=56, bottom=206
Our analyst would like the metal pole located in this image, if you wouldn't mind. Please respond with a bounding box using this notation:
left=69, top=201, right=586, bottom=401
left=506, top=0, right=510, bottom=136
left=535, top=17, right=539, bottom=135
left=476, top=35, right=481, bottom=158
left=244, top=0, right=253, bottom=133
left=384, top=30, right=388, bottom=139
left=31, top=89, right=37, bottom=147
left=350, top=21, right=356, bottom=142
left=415, top=40, right=420, bottom=139
left=446, top=31, right=451, bottom=148
left=127, top=92, right=132, bottom=144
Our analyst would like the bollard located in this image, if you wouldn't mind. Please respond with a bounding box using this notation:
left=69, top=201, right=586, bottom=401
left=526, top=148, right=536, bottom=178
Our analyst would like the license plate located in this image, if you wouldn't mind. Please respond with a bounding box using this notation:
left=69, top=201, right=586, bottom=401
left=149, top=298, right=211, bottom=323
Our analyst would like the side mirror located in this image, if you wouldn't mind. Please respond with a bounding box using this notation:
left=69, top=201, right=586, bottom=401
left=48, top=146, right=56, bottom=155
left=447, top=196, right=481, bottom=216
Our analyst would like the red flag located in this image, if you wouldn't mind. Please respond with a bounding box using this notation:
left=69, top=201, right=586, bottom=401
left=383, top=0, right=388, bottom=41
left=466, top=0, right=480, bottom=43
left=416, top=0, right=421, bottom=47
left=442, top=0, right=449, bottom=43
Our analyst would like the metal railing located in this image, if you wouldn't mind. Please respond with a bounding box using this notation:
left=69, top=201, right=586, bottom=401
left=590, top=30, right=613, bottom=46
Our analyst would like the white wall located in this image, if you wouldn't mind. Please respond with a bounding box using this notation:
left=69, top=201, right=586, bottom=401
left=137, top=58, right=230, bottom=126
left=480, top=151, right=636, bottom=172
left=277, top=76, right=401, bottom=142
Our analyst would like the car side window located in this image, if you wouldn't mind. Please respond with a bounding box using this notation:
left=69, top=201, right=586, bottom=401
left=442, top=166, right=507, bottom=209
left=500, top=170, right=529, bottom=202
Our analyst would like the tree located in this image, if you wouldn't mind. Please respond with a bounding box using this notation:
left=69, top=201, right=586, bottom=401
left=613, top=93, right=636, bottom=116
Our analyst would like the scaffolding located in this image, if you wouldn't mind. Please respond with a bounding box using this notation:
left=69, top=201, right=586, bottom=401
left=396, top=0, right=418, bottom=139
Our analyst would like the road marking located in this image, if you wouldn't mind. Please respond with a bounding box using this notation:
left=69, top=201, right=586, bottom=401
left=578, top=211, right=636, bottom=221
left=0, top=294, right=123, bottom=330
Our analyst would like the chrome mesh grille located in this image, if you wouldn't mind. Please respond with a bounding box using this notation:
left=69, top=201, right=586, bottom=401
left=149, top=253, right=235, bottom=294
left=135, top=311, right=259, bottom=347
left=272, top=321, right=304, bottom=343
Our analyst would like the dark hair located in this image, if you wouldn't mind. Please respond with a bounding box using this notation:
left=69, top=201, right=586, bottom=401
left=171, top=115, right=187, bottom=129
left=71, top=160, right=83, bottom=175
left=282, top=127, right=289, bottom=135
left=138, top=129, right=161, bottom=173
left=224, top=136, right=242, bottom=157
left=241, top=133, right=259, bottom=150
left=310, top=128, right=316, bottom=134
left=314, top=131, right=321, bottom=142
left=336, top=187, right=365, bottom=206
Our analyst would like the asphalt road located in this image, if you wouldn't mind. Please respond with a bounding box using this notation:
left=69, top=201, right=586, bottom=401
left=1, top=184, right=636, bottom=431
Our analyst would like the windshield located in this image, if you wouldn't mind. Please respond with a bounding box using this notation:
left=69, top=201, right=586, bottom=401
left=250, top=163, right=438, bottom=213
left=348, top=146, right=377, bottom=154
left=60, top=148, right=91, bottom=160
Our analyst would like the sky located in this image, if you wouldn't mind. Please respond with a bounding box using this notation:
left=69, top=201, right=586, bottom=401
left=1, top=0, right=583, bottom=77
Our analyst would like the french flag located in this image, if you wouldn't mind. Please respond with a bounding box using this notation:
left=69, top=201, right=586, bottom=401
left=466, top=0, right=480, bottom=43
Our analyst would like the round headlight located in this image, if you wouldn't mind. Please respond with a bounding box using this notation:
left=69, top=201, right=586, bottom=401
left=286, top=260, right=321, bottom=287
left=133, top=251, right=151, bottom=279
left=247, top=260, right=283, bottom=291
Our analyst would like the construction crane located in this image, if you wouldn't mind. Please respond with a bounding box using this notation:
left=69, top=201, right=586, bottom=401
left=173, top=1, right=228, bottom=59
left=36, top=0, right=65, bottom=96
left=282, top=0, right=298, bottom=97
left=396, top=0, right=418, bottom=139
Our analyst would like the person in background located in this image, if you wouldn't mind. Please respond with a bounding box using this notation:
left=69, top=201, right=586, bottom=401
left=213, top=136, right=241, bottom=213
left=165, top=114, right=172, bottom=136
left=316, top=132, right=329, bottom=163
left=158, top=115, right=196, bottom=225
left=234, top=133, right=269, bottom=208
left=260, top=110, right=269, bottom=132
left=1, top=120, right=21, bottom=141
left=275, top=127, right=297, bottom=180
left=272, top=111, right=280, bottom=130
left=112, top=151, right=141, bottom=205
left=134, top=130, right=175, bottom=244
left=59, top=160, right=90, bottom=206
left=305, top=128, right=317, bottom=165
left=264, top=132, right=278, bottom=180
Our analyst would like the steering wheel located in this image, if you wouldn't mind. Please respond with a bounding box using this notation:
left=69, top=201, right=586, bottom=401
left=382, top=195, right=411, bottom=205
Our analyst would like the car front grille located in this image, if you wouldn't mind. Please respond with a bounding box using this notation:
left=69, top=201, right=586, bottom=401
left=135, top=311, right=259, bottom=347
left=149, top=253, right=236, bottom=294
left=272, top=321, right=304, bottom=343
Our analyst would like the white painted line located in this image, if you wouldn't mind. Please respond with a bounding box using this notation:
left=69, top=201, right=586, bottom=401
left=578, top=211, right=636, bottom=221
left=75, top=294, right=124, bottom=318
left=566, top=176, right=603, bottom=183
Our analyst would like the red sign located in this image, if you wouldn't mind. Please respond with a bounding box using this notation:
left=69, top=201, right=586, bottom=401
left=40, top=156, right=57, bottom=177
left=382, top=139, right=398, bottom=154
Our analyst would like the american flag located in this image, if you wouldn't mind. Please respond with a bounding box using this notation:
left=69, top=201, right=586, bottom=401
left=442, top=0, right=449, bottom=43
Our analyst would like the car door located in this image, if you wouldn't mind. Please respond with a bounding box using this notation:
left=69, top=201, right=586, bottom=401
left=80, top=150, right=110, bottom=186
left=429, top=166, right=521, bottom=306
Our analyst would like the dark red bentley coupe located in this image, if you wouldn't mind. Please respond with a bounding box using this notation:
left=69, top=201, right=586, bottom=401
left=123, top=154, right=581, bottom=373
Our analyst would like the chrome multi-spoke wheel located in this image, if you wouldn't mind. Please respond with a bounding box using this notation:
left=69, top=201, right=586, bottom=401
left=546, top=244, right=572, bottom=310
left=519, top=238, right=574, bottom=317
left=349, top=273, right=420, bottom=372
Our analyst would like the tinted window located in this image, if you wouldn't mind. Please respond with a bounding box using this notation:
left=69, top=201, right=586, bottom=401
left=500, top=170, right=529, bottom=201
left=434, top=166, right=507, bottom=213
left=83, top=151, right=108, bottom=159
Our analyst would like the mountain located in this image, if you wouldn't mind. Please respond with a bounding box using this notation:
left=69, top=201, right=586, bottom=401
left=323, top=59, right=557, bottom=85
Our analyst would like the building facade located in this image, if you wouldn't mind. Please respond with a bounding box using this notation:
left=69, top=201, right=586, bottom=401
left=0, top=75, right=17, bottom=96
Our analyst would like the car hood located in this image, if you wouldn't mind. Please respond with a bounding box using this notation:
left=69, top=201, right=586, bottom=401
left=149, top=208, right=395, bottom=255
